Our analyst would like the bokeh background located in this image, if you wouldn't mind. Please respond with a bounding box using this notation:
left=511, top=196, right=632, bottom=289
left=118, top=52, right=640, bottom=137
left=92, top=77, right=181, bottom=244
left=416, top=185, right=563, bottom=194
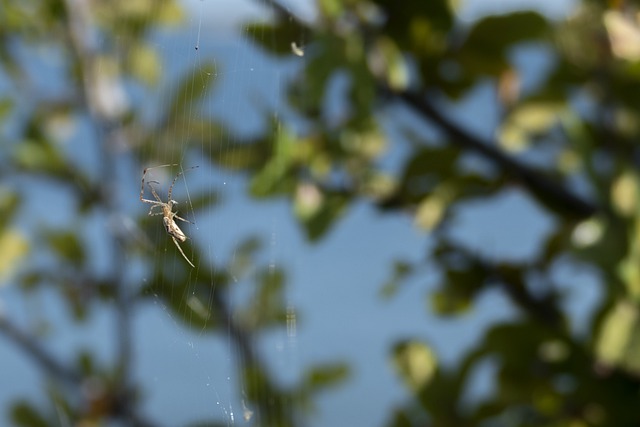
left=2, top=0, right=640, bottom=426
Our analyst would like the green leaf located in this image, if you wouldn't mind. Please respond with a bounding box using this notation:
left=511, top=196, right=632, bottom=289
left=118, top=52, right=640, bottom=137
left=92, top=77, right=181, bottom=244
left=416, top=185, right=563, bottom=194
left=288, top=33, right=343, bottom=117
left=0, top=189, right=20, bottom=230
left=380, top=260, right=414, bottom=298
left=463, top=11, right=550, bottom=55
left=10, top=401, right=48, bottom=427
left=0, top=97, right=13, bottom=119
left=156, top=0, right=185, bottom=25
left=457, top=11, right=550, bottom=76
left=429, top=247, right=491, bottom=315
left=303, top=363, right=349, bottom=390
left=186, top=192, right=221, bottom=212
left=295, top=188, right=349, bottom=241
left=241, top=267, right=287, bottom=329
left=244, top=22, right=310, bottom=56
left=376, top=0, right=454, bottom=46
left=228, top=237, right=263, bottom=281
left=249, top=127, right=297, bottom=197
left=397, top=146, right=459, bottom=200
left=13, top=139, right=66, bottom=175
left=208, top=139, right=270, bottom=170
left=168, top=61, right=217, bottom=118
left=44, top=230, right=85, bottom=266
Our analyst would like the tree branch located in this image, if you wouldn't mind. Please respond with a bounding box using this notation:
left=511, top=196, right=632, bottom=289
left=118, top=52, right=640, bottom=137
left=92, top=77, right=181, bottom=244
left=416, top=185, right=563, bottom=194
left=0, top=315, right=82, bottom=385
left=392, top=89, right=600, bottom=219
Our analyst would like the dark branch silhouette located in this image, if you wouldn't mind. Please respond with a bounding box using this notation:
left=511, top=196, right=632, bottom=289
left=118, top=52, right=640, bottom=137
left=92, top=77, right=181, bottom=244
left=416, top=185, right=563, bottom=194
left=392, top=89, right=600, bottom=219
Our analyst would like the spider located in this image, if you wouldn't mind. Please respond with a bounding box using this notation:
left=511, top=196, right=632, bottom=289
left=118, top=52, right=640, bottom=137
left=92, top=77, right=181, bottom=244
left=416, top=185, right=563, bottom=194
left=140, top=164, right=199, bottom=268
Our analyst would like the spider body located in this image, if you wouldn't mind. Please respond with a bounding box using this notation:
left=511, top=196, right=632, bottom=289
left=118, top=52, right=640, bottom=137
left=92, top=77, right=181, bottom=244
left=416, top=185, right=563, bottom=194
left=163, top=210, right=187, bottom=242
left=140, top=164, right=198, bottom=267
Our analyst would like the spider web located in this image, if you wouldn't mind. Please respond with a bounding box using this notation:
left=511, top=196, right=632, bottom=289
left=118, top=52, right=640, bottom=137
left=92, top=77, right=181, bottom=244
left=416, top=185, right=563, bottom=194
left=135, top=1, right=308, bottom=424
left=135, top=1, right=433, bottom=425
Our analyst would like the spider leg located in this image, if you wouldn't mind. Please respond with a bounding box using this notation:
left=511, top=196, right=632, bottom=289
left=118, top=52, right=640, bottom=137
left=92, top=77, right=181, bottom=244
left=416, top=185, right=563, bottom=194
left=148, top=205, right=164, bottom=216
left=146, top=182, right=164, bottom=203
left=172, top=236, right=194, bottom=268
left=173, top=214, right=194, bottom=224
left=141, top=168, right=166, bottom=203
left=167, top=165, right=200, bottom=202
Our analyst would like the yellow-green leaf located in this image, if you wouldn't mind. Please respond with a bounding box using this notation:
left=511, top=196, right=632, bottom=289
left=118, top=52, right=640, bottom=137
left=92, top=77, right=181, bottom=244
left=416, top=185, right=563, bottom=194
left=414, top=184, right=454, bottom=230
left=499, top=102, right=565, bottom=152
left=0, top=229, right=28, bottom=284
left=611, top=171, right=638, bottom=217
left=128, top=43, right=161, bottom=86
left=391, top=340, right=438, bottom=393
left=595, top=299, right=640, bottom=373
left=604, top=10, right=640, bottom=61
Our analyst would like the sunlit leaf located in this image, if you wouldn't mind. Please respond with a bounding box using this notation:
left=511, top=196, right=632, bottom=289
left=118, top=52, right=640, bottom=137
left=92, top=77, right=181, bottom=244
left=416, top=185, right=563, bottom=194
left=595, top=299, right=640, bottom=373
left=296, top=189, right=349, bottom=241
left=572, top=218, right=604, bottom=248
left=498, top=102, right=565, bottom=152
left=128, top=42, right=161, bottom=86
left=414, top=184, right=455, bottom=230
left=186, top=295, right=212, bottom=323
left=368, top=36, right=409, bottom=90
left=0, top=228, right=28, bottom=284
left=611, top=170, right=638, bottom=217
left=391, top=340, right=438, bottom=393
left=156, top=0, right=184, bottom=25
left=604, top=10, right=640, bottom=61
left=319, top=0, right=345, bottom=18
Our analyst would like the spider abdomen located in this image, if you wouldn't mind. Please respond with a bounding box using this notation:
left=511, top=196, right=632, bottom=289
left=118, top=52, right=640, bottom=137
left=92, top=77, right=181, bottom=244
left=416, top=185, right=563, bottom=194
left=163, top=217, right=187, bottom=242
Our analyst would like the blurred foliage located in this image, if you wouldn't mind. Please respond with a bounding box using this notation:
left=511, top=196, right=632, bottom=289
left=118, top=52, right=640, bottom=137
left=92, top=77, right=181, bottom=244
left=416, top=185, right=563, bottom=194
left=3, top=0, right=640, bottom=426
left=239, top=0, right=640, bottom=426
